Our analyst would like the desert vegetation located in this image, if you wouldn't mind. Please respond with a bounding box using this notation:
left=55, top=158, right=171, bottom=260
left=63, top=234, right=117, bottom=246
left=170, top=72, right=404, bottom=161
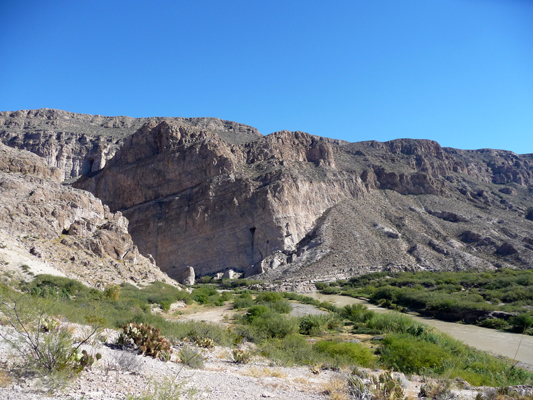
left=316, top=269, right=533, bottom=334
left=1, top=274, right=533, bottom=397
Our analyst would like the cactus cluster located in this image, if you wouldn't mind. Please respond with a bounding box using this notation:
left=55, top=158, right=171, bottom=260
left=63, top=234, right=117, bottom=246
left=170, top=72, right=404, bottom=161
left=71, top=349, right=102, bottom=373
left=40, top=316, right=60, bottom=332
left=231, top=349, right=251, bottom=364
left=118, top=322, right=172, bottom=360
left=193, top=336, right=215, bottom=349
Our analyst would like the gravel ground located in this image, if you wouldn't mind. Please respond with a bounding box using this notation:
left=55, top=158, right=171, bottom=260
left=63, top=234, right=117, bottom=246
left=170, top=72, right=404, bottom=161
left=0, top=325, right=335, bottom=400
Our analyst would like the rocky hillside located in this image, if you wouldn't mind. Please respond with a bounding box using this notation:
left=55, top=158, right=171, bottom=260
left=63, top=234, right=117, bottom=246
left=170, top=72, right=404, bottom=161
left=0, top=141, right=173, bottom=288
left=2, top=109, right=533, bottom=285
left=0, top=109, right=261, bottom=181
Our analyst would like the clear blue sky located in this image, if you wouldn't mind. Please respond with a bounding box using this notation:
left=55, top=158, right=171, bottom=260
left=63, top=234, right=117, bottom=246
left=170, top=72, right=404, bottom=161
left=1, top=0, right=532, bottom=153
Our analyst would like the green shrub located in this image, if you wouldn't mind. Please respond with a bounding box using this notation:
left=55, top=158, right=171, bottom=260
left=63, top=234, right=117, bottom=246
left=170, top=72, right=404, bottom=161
left=28, top=275, right=88, bottom=299
left=366, top=312, right=421, bottom=334
left=233, top=292, right=254, bottom=309
left=342, top=304, right=375, bottom=323
left=260, top=334, right=317, bottom=366
left=255, top=291, right=283, bottom=303
left=378, top=334, right=452, bottom=374
left=199, top=275, right=213, bottom=284
left=103, top=284, right=120, bottom=301
left=270, top=299, right=292, bottom=314
left=251, top=312, right=299, bottom=339
left=314, top=340, right=375, bottom=368
left=299, top=314, right=342, bottom=336
left=244, top=305, right=270, bottom=323
left=479, top=318, right=510, bottom=330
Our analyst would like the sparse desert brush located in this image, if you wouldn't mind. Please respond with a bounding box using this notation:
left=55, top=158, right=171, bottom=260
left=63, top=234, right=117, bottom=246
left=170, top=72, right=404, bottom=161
left=0, top=291, right=104, bottom=392
left=322, top=376, right=348, bottom=400
left=244, top=366, right=287, bottom=379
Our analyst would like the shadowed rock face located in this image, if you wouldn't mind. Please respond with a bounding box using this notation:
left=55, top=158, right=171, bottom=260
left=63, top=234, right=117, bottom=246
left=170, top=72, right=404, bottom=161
left=3, top=109, right=533, bottom=284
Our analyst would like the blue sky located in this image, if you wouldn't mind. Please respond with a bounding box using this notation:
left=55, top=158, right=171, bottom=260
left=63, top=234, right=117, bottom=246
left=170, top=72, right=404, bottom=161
left=1, top=0, right=532, bottom=153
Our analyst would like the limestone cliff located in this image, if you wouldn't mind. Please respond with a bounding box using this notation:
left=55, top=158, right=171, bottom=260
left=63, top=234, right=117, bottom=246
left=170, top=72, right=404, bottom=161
left=73, top=119, right=533, bottom=282
left=3, top=109, right=533, bottom=284
left=0, top=108, right=261, bottom=180
left=0, top=142, right=173, bottom=288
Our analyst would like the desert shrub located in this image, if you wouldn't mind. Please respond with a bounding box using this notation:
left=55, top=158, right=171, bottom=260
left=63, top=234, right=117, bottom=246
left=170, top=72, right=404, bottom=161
left=321, top=286, right=341, bottom=295
left=342, top=303, right=375, bottom=323
left=479, top=318, right=510, bottom=330
left=0, top=292, right=103, bottom=391
left=178, top=345, right=204, bottom=369
left=244, top=305, right=270, bottom=323
left=270, top=299, right=292, bottom=314
left=198, top=275, right=213, bottom=283
left=251, top=312, right=299, bottom=339
left=126, top=373, right=196, bottom=400
left=118, top=322, right=172, bottom=360
left=510, top=313, right=533, bottom=332
left=232, top=292, right=254, bottom=309
left=28, top=275, right=88, bottom=299
left=103, top=284, right=120, bottom=301
left=366, top=312, right=421, bottom=334
left=378, top=334, right=452, bottom=374
left=159, top=300, right=171, bottom=311
left=233, top=324, right=269, bottom=344
left=119, top=281, right=192, bottom=307
left=191, top=286, right=218, bottom=304
left=255, top=291, right=283, bottom=303
left=299, top=314, right=342, bottom=336
left=166, top=319, right=234, bottom=347
left=314, top=340, right=375, bottom=368
left=260, top=334, right=317, bottom=366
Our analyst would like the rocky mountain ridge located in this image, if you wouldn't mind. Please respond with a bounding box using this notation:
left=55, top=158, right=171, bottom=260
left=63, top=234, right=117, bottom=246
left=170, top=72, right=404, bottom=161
left=2, top=109, right=533, bottom=285
left=0, top=108, right=261, bottom=181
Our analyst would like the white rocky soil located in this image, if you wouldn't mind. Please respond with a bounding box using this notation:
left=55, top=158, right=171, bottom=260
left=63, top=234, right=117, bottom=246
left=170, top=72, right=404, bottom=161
left=0, top=306, right=513, bottom=400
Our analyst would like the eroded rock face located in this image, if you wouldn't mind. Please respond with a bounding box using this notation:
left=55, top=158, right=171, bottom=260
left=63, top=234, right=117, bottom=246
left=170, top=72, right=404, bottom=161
left=75, top=122, right=363, bottom=279
left=0, top=109, right=261, bottom=180
left=4, top=109, right=533, bottom=284
left=0, top=142, right=173, bottom=288
left=73, top=118, right=533, bottom=282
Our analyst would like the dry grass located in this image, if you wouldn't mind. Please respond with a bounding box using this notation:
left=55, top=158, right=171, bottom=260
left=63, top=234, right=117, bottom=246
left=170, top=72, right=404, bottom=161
left=292, top=377, right=309, bottom=385
left=322, top=376, right=348, bottom=400
left=243, top=366, right=288, bottom=379
left=0, top=369, right=12, bottom=387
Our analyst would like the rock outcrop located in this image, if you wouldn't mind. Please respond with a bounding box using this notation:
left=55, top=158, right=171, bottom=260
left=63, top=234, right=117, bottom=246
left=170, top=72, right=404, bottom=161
left=0, top=108, right=261, bottom=180
left=0, top=142, right=173, bottom=288
left=3, top=109, right=533, bottom=284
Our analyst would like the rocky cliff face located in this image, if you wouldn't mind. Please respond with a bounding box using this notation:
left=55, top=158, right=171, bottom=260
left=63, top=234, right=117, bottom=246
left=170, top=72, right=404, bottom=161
left=72, top=118, right=533, bottom=283
left=3, top=109, right=533, bottom=285
left=0, top=141, right=172, bottom=288
left=0, top=109, right=261, bottom=181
